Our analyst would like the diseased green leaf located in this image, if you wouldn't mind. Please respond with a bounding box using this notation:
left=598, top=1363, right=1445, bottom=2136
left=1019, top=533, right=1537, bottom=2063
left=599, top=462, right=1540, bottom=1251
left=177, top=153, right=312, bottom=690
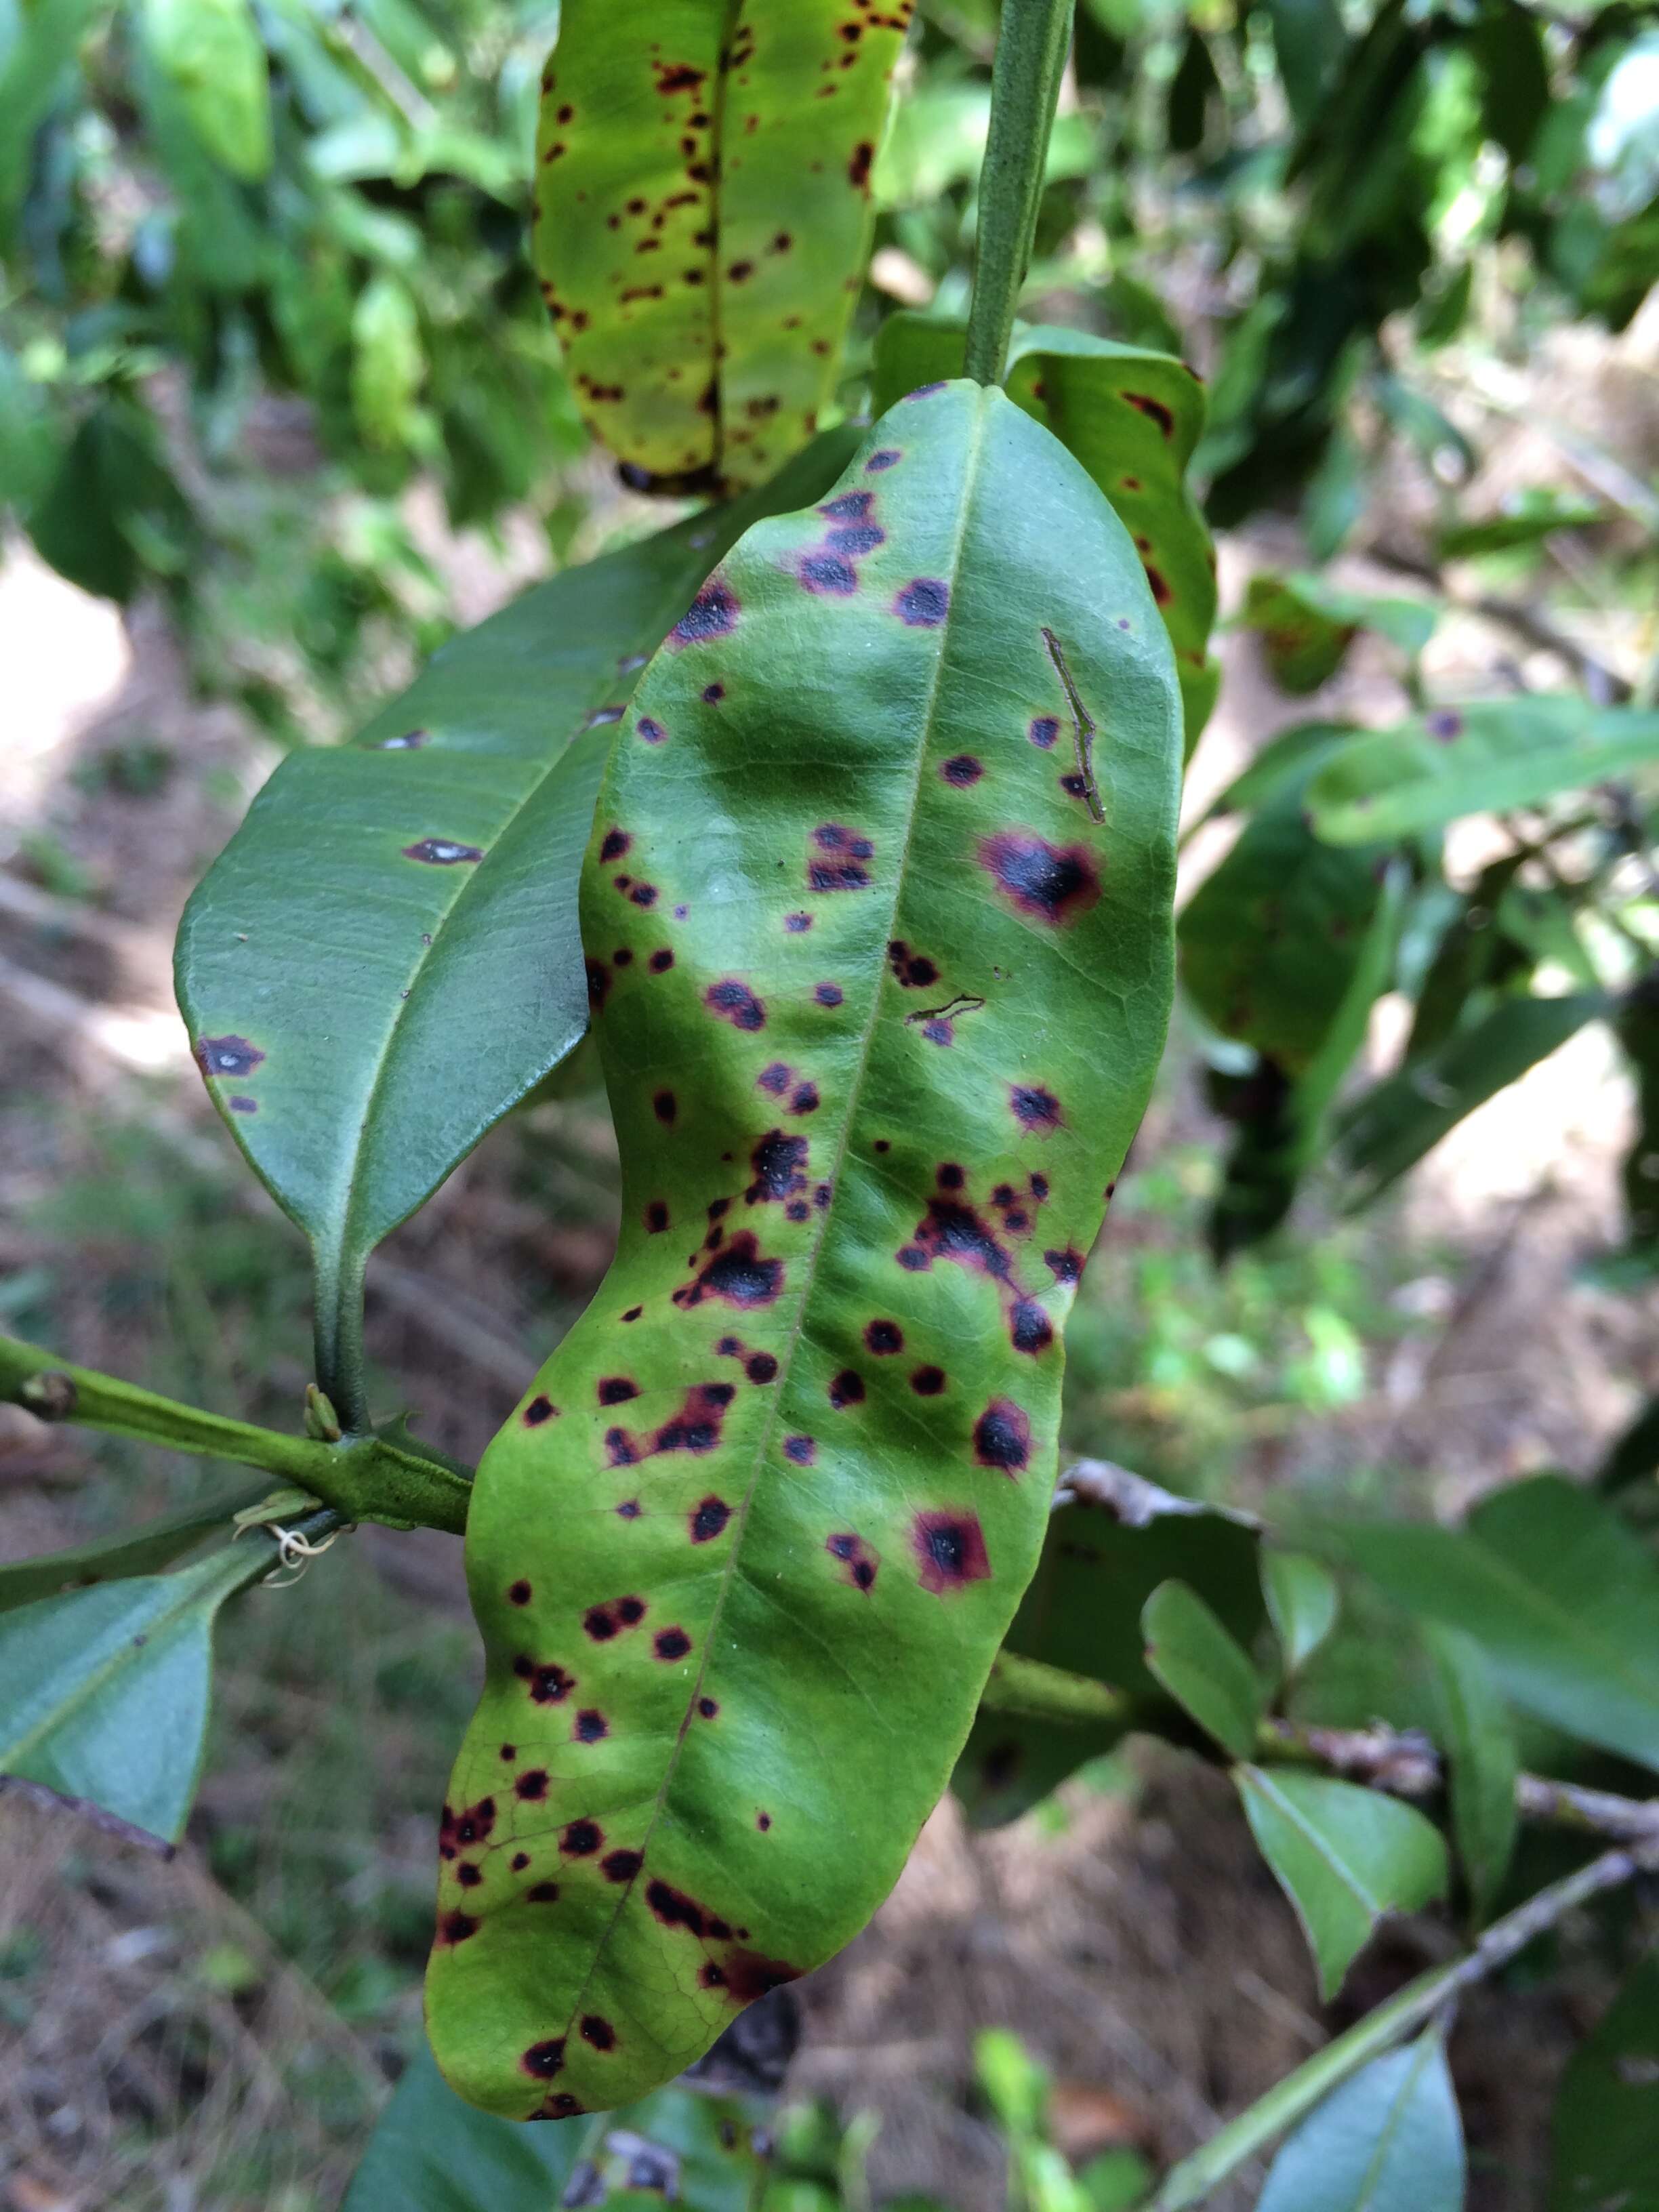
left=1264, top=1551, right=1341, bottom=1680
left=1235, top=1766, right=1448, bottom=1999
left=0, top=1545, right=258, bottom=1843
left=1143, top=1580, right=1267, bottom=1759
left=426, top=382, right=1183, bottom=2115
left=176, top=430, right=860, bottom=1395
left=1255, top=2033, right=1465, bottom=2212
left=956, top=1470, right=1263, bottom=1825
left=1549, top=1956, right=1659, bottom=2212
left=1422, top=1622, right=1517, bottom=1927
left=344, top=2036, right=772, bottom=2212
left=1336, top=991, right=1608, bottom=1206
left=1307, top=699, right=1659, bottom=845
left=1313, top=1475, right=1659, bottom=1771
left=533, top=1, right=905, bottom=493
left=873, top=316, right=1219, bottom=754
left=1240, top=572, right=1435, bottom=695
left=0, top=1478, right=270, bottom=1614
left=1181, top=735, right=1389, bottom=1074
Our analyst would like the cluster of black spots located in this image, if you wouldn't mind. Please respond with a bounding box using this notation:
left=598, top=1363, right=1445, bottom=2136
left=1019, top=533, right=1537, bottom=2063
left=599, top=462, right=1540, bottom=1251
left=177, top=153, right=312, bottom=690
left=913, top=1509, right=991, bottom=1593
left=941, top=754, right=983, bottom=786
left=197, top=1034, right=264, bottom=1079
left=973, top=1398, right=1031, bottom=1473
left=979, top=832, right=1101, bottom=927
left=887, top=940, right=939, bottom=988
left=783, top=1435, right=816, bottom=1465
left=691, top=1495, right=732, bottom=1543
left=912, top=1366, right=946, bottom=1395
left=829, top=1368, right=865, bottom=1408
left=516, top=1768, right=549, bottom=1800
left=600, top=828, right=631, bottom=862
left=606, top=1382, right=733, bottom=1467
left=672, top=1232, right=784, bottom=1312
left=523, top=2039, right=566, bottom=2081
left=597, top=1376, right=640, bottom=1406
left=515, top=1656, right=576, bottom=1704
left=895, top=579, right=949, bottom=628
left=670, top=578, right=739, bottom=644
left=905, top=1193, right=1010, bottom=1281
left=561, top=1820, right=603, bottom=1856
left=653, top=1089, right=677, bottom=1124
left=508, top=1578, right=533, bottom=1605
left=655, top=1626, right=693, bottom=1660
left=646, top=1200, right=670, bottom=1234
left=705, top=978, right=766, bottom=1031
left=523, top=1394, right=558, bottom=1427
left=865, top=1319, right=903, bottom=1354
left=574, top=1709, right=609, bottom=1743
left=815, top=981, right=844, bottom=1007
left=581, top=2016, right=617, bottom=2052
left=403, top=838, right=483, bottom=865
left=808, top=822, right=874, bottom=893
left=602, top=1848, right=642, bottom=1883
left=1028, top=716, right=1060, bottom=750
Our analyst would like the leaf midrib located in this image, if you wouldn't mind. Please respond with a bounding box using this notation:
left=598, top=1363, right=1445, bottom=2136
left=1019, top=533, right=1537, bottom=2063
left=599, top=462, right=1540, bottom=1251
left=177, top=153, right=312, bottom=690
left=557, top=393, right=996, bottom=2042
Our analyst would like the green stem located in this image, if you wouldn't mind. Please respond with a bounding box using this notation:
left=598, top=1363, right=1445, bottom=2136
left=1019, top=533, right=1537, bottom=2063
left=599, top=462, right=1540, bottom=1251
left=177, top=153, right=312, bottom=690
left=964, top=0, right=1076, bottom=386
left=1144, top=1843, right=1651, bottom=2211
left=0, top=1332, right=472, bottom=1535
left=983, top=1650, right=1130, bottom=1726
left=312, top=1238, right=371, bottom=1436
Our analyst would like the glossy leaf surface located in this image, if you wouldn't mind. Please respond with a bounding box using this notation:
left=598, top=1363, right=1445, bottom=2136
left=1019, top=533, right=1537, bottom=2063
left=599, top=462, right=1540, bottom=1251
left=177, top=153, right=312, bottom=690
left=1235, top=1766, right=1448, bottom=1999
left=533, top=0, right=907, bottom=493
left=0, top=1477, right=270, bottom=1614
left=427, top=382, right=1182, bottom=2114
left=1549, top=1957, right=1659, bottom=2212
left=1316, top=1475, right=1659, bottom=1773
left=1255, top=2034, right=1465, bottom=2212
left=1307, top=700, right=1659, bottom=845
left=1336, top=991, right=1608, bottom=1207
left=1142, top=1579, right=1266, bottom=1759
left=178, top=431, right=859, bottom=1401
left=0, top=1544, right=255, bottom=1843
left=873, top=316, right=1219, bottom=753
left=956, top=1471, right=1263, bottom=1824
left=1422, top=1622, right=1517, bottom=1927
left=343, top=2037, right=771, bottom=2212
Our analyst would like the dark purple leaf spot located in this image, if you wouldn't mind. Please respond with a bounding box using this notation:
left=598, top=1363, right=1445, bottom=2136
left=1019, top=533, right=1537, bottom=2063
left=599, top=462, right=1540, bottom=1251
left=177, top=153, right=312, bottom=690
left=1124, top=392, right=1175, bottom=436
left=602, top=1849, right=641, bottom=1882
left=228, top=1095, right=258, bottom=1114
left=866, top=449, right=901, bottom=470
left=651, top=947, right=674, bottom=972
left=821, top=491, right=874, bottom=521
left=1010, top=1300, right=1054, bottom=1353
left=670, top=579, right=739, bottom=644
left=1010, top=1084, right=1062, bottom=1132
left=653, top=1090, right=677, bottom=1124
left=561, top=1820, right=602, bottom=1856
left=790, top=1083, right=819, bottom=1115
left=757, top=1060, right=792, bottom=1095
left=516, top=1658, right=575, bottom=1704
left=574, top=1709, right=608, bottom=1743
left=1427, top=710, right=1463, bottom=741
left=580, top=2016, right=616, bottom=2051
left=974, top=1397, right=1031, bottom=1473
left=403, top=838, right=483, bottom=865
left=654, top=1627, right=692, bottom=1660
left=783, top=1434, right=815, bottom=1465
left=698, top=1696, right=718, bottom=1719
left=436, top=1912, right=477, bottom=1946
left=747, top=1129, right=809, bottom=1205
left=941, top=755, right=982, bottom=785
left=523, top=2040, right=566, bottom=2080
left=1045, top=1246, right=1083, bottom=1283
left=597, top=1376, right=639, bottom=1406
left=1028, top=716, right=1059, bottom=749
left=865, top=1319, right=902, bottom=1354
left=705, top=978, right=766, bottom=1031
left=800, top=554, right=857, bottom=595
left=690, top=1495, right=731, bottom=1543
left=895, top=579, right=949, bottom=627
left=829, top=1368, right=865, bottom=1408
left=508, top=1578, right=532, bottom=1605
left=527, top=1883, right=562, bottom=1905
left=815, top=982, right=844, bottom=1007
left=646, top=1200, right=670, bottom=1233
left=672, top=1231, right=784, bottom=1311
left=599, top=829, right=630, bottom=862
left=913, top=1509, right=991, bottom=1593
left=516, top=1768, right=548, bottom=1799
left=979, top=832, right=1101, bottom=926
left=784, top=911, right=813, bottom=933
left=746, top=1352, right=778, bottom=1382
left=197, top=1034, right=264, bottom=1079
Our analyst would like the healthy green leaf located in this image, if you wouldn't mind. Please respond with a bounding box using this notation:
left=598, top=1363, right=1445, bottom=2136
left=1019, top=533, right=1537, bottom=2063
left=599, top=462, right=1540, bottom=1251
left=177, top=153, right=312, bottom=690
left=1314, top=1475, right=1659, bottom=1771
left=1255, top=2033, right=1465, bottom=2212
left=1436, top=489, right=1602, bottom=560
left=343, top=2036, right=771, bottom=2212
left=27, top=400, right=197, bottom=605
left=533, top=0, right=906, bottom=493
left=426, top=382, right=1183, bottom=2116
left=1266, top=0, right=1349, bottom=127
left=1264, top=1551, right=1341, bottom=1679
left=1143, top=1580, right=1267, bottom=1759
left=1180, top=735, right=1389, bottom=1074
left=1549, top=1956, right=1659, bottom=2212
left=1240, top=572, right=1434, bottom=695
left=1336, top=991, right=1608, bottom=1206
left=1307, top=699, right=1659, bottom=845
left=0, top=1478, right=271, bottom=1615
left=141, top=0, right=272, bottom=179
left=0, top=1544, right=260, bottom=1843
left=956, top=1469, right=1264, bottom=1825
left=1235, top=1767, right=1448, bottom=1999
left=1422, top=1622, right=1517, bottom=1927
left=1401, top=853, right=1531, bottom=1065
left=176, top=430, right=861, bottom=1413
left=872, top=316, right=1219, bottom=754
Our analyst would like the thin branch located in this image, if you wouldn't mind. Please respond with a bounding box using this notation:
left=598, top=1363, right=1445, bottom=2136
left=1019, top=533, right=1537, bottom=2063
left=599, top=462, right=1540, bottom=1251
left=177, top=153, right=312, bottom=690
left=1146, top=1843, right=1656, bottom=2210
